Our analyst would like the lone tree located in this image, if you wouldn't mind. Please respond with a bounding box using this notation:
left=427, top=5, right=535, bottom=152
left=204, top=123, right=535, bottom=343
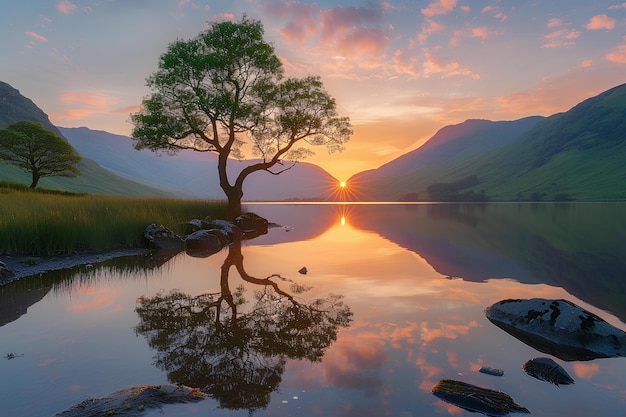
left=130, top=17, right=352, bottom=218
left=0, top=121, right=81, bottom=189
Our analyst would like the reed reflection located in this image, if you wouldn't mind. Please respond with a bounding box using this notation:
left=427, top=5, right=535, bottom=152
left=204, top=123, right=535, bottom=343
left=134, top=240, right=353, bottom=413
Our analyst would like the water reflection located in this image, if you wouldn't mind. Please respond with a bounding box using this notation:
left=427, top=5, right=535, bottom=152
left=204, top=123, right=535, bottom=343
left=134, top=241, right=352, bottom=413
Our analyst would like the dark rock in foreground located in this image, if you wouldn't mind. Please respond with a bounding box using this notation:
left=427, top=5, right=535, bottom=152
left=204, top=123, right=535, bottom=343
left=53, top=384, right=206, bottom=417
left=485, top=298, right=626, bottom=361
left=143, top=224, right=185, bottom=251
left=522, top=357, right=574, bottom=387
left=431, top=379, right=530, bottom=416
left=0, top=260, right=15, bottom=284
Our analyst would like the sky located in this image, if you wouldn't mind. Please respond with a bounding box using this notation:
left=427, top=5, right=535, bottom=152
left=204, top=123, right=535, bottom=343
left=1, top=0, right=626, bottom=181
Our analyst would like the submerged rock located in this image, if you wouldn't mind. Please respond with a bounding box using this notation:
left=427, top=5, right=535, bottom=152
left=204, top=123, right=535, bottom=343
left=431, top=379, right=530, bottom=416
left=53, top=384, right=207, bottom=417
left=479, top=366, right=504, bottom=377
left=485, top=298, right=626, bottom=361
left=522, top=357, right=574, bottom=387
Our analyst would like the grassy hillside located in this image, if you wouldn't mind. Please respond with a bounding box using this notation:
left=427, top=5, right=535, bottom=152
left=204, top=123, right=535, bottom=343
left=349, top=83, right=626, bottom=202
left=0, top=81, right=174, bottom=196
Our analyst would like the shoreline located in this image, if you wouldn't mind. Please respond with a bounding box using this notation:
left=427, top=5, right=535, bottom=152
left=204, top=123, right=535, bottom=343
left=0, top=248, right=150, bottom=286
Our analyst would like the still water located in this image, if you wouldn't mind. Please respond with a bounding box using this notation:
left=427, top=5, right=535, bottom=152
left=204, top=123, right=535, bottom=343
left=1, top=203, right=626, bottom=417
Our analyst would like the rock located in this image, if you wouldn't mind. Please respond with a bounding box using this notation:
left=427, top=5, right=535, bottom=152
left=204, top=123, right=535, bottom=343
left=485, top=298, right=626, bottom=361
left=479, top=366, right=504, bottom=377
left=143, top=224, right=184, bottom=251
left=185, top=229, right=226, bottom=258
left=0, top=261, right=15, bottom=283
left=235, top=212, right=268, bottom=238
left=431, top=379, right=530, bottom=416
left=522, top=357, right=574, bottom=387
left=298, top=266, right=308, bottom=275
left=53, top=384, right=206, bottom=417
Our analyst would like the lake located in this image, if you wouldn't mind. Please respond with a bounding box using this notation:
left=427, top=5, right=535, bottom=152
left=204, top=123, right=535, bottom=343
left=1, top=202, right=626, bottom=417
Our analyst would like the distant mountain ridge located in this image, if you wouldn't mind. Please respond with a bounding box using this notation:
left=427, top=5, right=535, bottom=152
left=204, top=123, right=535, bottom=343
left=0, top=80, right=339, bottom=200
left=59, top=127, right=340, bottom=200
left=350, top=83, right=626, bottom=201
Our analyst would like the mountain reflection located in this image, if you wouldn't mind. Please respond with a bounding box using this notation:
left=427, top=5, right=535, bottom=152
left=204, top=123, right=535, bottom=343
left=134, top=241, right=353, bottom=413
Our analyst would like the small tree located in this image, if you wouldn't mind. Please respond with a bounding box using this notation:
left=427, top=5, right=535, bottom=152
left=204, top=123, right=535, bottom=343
left=0, top=121, right=81, bottom=188
left=131, top=17, right=352, bottom=218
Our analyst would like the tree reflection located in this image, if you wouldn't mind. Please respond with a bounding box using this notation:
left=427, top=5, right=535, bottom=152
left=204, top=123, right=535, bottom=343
left=135, top=241, right=352, bottom=413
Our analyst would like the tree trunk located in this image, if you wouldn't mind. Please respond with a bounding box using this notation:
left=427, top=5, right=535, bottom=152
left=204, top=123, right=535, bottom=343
left=225, top=185, right=243, bottom=220
left=30, top=172, right=40, bottom=189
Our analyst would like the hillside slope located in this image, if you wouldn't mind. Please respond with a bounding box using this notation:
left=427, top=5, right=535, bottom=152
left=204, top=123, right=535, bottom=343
left=0, top=81, right=169, bottom=197
left=349, top=83, right=626, bottom=201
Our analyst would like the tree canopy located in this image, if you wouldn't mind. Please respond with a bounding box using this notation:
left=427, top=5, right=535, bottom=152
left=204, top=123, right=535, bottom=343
left=0, top=121, right=81, bottom=188
left=131, top=16, right=352, bottom=217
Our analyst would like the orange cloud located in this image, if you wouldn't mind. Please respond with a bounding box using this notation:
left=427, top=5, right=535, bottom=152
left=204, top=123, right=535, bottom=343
left=56, top=0, right=77, bottom=15
left=423, top=50, right=480, bottom=79
left=392, top=49, right=420, bottom=78
left=422, top=0, right=457, bottom=17
left=25, top=31, right=48, bottom=42
left=606, top=44, right=626, bottom=63
left=585, top=14, right=617, bottom=30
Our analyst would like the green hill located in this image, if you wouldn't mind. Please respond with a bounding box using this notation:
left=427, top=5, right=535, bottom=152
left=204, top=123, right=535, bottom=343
left=349, top=83, right=626, bottom=202
left=0, top=81, right=169, bottom=196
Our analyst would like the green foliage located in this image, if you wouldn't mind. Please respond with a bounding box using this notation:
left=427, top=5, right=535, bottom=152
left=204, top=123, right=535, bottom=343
left=0, top=121, right=81, bottom=188
left=0, top=186, right=229, bottom=255
left=131, top=16, right=351, bottom=216
left=427, top=175, right=488, bottom=201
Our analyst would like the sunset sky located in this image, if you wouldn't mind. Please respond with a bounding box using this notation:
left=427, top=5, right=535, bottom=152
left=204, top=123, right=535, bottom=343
left=1, top=0, right=626, bottom=180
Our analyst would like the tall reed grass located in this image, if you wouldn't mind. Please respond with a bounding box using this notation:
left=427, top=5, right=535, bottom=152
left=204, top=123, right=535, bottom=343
left=0, top=187, right=229, bottom=255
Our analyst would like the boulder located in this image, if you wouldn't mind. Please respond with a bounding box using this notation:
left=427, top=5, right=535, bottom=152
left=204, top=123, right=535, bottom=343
left=235, top=212, right=268, bottom=238
left=0, top=261, right=15, bottom=283
left=185, top=229, right=226, bottom=258
left=431, top=379, right=530, bottom=416
left=485, top=298, right=626, bottom=361
left=53, top=384, right=206, bottom=417
left=522, top=357, right=574, bottom=387
left=143, top=224, right=184, bottom=251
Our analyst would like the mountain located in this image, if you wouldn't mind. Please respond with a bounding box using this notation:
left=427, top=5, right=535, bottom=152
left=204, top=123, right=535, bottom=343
left=349, top=83, right=626, bottom=201
left=59, top=127, right=340, bottom=201
left=0, top=81, right=169, bottom=196
left=1, top=81, right=338, bottom=200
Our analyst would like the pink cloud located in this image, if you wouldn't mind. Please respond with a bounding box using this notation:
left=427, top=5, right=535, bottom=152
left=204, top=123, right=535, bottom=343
left=208, top=13, right=235, bottom=23
left=422, top=0, right=457, bottom=17
left=606, top=44, right=626, bottom=63
left=56, top=0, right=77, bottom=15
left=449, top=25, right=496, bottom=47
left=334, top=27, right=389, bottom=59
left=585, top=14, right=617, bottom=30
left=392, top=49, right=420, bottom=78
left=25, top=31, right=48, bottom=42
left=262, top=1, right=319, bottom=42
left=580, top=59, right=593, bottom=67
left=418, top=18, right=446, bottom=42
left=319, top=5, right=383, bottom=42
left=547, top=18, right=562, bottom=28
left=608, top=2, right=626, bottom=9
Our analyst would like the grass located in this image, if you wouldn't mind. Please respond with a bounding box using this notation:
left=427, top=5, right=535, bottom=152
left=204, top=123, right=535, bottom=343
left=0, top=182, right=229, bottom=255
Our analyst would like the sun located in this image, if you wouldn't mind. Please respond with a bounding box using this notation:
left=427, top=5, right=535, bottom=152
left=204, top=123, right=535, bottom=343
left=339, top=181, right=346, bottom=188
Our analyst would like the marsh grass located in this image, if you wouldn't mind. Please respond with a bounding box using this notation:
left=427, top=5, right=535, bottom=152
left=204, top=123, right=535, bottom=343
left=0, top=185, right=229, bottom=255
